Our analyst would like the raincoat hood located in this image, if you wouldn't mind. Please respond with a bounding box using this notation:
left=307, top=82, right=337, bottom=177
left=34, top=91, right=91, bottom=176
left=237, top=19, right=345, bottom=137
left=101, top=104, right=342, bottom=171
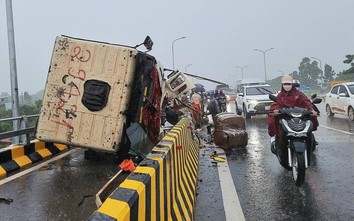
left=277, top=86, right=311, bottom=109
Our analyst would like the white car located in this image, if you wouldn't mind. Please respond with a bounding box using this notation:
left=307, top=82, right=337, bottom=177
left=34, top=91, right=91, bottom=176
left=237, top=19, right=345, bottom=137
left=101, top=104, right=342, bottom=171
left=235, top=84, right=277, bottom=119
left=325, top=82, right=354, bottom=121
left=224, top=89, right=237, bottom=101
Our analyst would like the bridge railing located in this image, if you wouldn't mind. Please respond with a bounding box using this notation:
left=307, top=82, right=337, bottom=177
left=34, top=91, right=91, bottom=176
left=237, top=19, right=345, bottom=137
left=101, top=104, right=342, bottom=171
left=0, top=114, right=39, bottom=146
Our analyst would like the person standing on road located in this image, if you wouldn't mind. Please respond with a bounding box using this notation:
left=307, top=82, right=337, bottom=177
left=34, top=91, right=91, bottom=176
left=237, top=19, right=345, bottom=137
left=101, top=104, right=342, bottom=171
left=190, top=90, right=203, bottom=127
left=206, top=98, right=221, bottom=125
left=267, top=74, right=319, bottom=153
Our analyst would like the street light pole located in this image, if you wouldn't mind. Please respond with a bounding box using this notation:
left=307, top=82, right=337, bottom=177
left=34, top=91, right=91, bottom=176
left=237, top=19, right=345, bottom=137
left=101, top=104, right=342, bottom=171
left=311, top=56, right=323, bottom=89
left=254, top=47, right=274, bottom=81
left=6, top=0, right=20, bottom=144
left=185, top=63, right=193, bottom=72
left=277, top=70, right=285, bottom=76
left=172, top=36, right=186, bottom=70
left=235, top=65, right=248, bottom=80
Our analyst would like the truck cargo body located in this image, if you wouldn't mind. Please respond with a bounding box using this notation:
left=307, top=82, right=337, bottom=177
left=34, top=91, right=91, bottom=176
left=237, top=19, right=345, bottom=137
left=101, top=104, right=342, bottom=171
left=36, top=36, right=140, bottom=153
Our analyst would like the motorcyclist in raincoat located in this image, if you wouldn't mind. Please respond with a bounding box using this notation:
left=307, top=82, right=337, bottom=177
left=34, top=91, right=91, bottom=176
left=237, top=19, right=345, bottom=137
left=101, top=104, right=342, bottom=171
left=267, top=74, right=319, bottom=153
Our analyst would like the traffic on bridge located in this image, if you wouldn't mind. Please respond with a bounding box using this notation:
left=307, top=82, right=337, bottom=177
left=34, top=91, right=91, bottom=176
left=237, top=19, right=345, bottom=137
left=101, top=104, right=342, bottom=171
left=1, top=2, right=354, bottom=220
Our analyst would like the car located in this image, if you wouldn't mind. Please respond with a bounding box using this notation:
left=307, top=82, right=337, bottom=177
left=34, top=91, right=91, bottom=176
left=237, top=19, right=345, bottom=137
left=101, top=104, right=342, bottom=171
left=235, top=78, right=266, bottom=94
left=235, top=84, right=277, bottom=119
left=224, top=88, right=237, bottom=101
left=215, top=84, right=230, bottom=92
left=325, top=82, right=354, bottom=121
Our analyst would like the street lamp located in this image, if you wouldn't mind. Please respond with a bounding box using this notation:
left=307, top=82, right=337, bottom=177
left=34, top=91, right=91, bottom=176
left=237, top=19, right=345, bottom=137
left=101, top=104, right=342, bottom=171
left=172, top=36, right=186, bottom=70
left=185, top=63, right=193, bottom=72
left=277, top=70, right=285, bottom=76
left=254, top=47, right=274, bottom=81
left=6, top=0, right=20, bottom=144
left=311, top=56, right=323, bottom=89
left=235, top=65, right=248, bottom=80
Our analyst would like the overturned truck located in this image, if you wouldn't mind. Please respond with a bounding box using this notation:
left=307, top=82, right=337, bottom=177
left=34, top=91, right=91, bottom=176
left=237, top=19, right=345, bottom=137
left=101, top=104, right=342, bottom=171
left=35, top=35, right=194, bottom=158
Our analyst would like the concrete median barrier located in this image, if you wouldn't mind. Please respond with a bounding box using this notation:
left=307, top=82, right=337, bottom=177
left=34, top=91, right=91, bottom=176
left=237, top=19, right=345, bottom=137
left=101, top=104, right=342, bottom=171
left=0, top=140, right=68, bottom=177
left=88, top=118, right=200, bottom=221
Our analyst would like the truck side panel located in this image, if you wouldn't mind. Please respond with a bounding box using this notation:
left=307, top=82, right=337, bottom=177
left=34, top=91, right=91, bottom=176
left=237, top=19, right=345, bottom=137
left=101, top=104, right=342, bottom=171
left=36, top=36, right=138, bottom=152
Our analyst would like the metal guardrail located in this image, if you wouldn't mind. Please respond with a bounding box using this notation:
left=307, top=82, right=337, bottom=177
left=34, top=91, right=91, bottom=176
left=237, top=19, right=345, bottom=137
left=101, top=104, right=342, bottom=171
left=0, top=114, right=39, bottom=145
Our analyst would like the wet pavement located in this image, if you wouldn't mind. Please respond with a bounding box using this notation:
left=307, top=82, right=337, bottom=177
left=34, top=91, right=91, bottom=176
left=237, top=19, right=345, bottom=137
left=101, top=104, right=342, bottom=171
left=224, top=103, right=354, bottom=220
left=1, top=103, right=354, bottom=220
left=0, top=148, right=120, bottom=221
left=194, top=144, right=226, bottom=221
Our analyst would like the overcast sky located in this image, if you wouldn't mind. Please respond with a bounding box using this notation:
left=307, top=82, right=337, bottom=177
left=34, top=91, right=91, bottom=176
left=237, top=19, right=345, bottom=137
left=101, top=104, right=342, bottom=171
left=1, top=0, right=353, bottom=93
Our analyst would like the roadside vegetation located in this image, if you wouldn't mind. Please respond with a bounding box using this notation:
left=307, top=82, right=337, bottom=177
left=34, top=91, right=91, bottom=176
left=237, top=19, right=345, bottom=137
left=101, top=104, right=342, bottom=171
left=0, top=98, right=41, bottom=148
left=267, top=55, right=354, bottom=95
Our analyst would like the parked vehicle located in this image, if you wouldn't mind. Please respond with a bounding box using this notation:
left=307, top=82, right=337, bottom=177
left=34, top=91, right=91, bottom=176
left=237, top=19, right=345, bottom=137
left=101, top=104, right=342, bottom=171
left=235, top=84, right=277, bottom=119
left=325, top=82, right=354, bottom=121
left=269, top=94, right=322, bottom=187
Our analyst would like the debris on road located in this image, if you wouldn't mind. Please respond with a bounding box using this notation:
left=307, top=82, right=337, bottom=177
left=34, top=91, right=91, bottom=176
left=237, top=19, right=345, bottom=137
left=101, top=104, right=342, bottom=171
left=0, top=197, right=13, bottom=204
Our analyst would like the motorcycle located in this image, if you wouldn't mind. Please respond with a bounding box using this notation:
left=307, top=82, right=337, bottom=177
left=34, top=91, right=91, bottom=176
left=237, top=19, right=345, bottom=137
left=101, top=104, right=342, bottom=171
left=217, top=96, right=227, bottom=112
left=269, top=94, right=322, bottom=186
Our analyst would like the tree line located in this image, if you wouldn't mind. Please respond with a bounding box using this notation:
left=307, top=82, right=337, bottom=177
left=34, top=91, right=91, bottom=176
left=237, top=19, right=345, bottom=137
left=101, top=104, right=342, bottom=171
left=0, top=100, right=42, bottom=133
left=268, top=54, right=354, bottom=93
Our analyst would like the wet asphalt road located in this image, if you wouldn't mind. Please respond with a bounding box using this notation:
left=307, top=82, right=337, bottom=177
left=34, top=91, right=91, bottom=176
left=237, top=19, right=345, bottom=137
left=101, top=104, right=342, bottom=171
left=0, top=149, right=120, bottom=221
left=225, top=102, right=354, bottom=220
left=1, top=102, right=354, bottom=220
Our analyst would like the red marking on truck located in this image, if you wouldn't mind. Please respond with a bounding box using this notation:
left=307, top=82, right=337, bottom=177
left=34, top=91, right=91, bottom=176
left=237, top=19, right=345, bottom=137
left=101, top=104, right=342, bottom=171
left=71, top=46, right=91, bottom=62
left=68, top=67, right=86, bottom=81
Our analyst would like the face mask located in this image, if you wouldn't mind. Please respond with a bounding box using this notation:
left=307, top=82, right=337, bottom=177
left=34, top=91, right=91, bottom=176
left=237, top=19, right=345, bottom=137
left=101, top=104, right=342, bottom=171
left=283, top=85, right=292, bottom=91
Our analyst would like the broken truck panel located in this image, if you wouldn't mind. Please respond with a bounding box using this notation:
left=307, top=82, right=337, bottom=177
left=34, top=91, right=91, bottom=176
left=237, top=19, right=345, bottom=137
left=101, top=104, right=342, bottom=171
left=164, top=70, right=195, bottom=100
left=36, top=35, right=194, bottom=154
left=213, top=113, right=248, bottom=148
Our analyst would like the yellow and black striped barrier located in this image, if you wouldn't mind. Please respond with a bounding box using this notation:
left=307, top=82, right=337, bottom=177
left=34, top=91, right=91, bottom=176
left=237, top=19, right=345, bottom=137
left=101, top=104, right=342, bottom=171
left=0, top=140, right=68, bottom=177
left=88, top=118, right=200, bottom=221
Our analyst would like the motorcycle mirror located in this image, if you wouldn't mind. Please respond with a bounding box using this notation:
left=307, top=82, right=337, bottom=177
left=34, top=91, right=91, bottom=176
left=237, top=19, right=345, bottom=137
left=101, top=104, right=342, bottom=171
left=312, top=98, right=322, bottom=104
left=292, top=79, right=300, bottom=87
left=269, top=94, right=277, bottom=102
left=143, top=36, right=154, bottom=51
left=311, top=94, right=317, bottom=99
left=134, top=36, right=154, bottom=51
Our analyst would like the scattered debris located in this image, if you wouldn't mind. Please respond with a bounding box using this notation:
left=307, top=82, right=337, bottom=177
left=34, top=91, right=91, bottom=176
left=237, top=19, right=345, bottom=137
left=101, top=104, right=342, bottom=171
left=0, top=198, right=13, bottom=204
left=119, top=159, right=136, bottom=172
left=211, top=156, right=226, bottom=163
left=78, top=194, right=94, bottom=206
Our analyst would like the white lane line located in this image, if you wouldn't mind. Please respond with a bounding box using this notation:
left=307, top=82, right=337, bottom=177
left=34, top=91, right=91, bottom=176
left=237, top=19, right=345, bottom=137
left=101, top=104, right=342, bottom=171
left=319, top=125, right=354, bottom=135
left=0, top=149, right=78, bottom=186
left=215, top=147, right=245, bottom=221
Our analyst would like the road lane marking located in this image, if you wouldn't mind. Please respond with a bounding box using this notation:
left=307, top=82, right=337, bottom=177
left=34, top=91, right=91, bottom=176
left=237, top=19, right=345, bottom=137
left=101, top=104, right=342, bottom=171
left=319, top=125, right=354, bottom=135
left=0, top=149, right=78, bottom=186
left=215, top=147, right=245, bottom=221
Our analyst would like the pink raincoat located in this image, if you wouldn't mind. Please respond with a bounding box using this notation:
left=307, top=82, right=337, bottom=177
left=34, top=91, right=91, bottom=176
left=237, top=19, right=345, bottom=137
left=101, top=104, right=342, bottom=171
left=267, top=86, right=319, bottom=137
